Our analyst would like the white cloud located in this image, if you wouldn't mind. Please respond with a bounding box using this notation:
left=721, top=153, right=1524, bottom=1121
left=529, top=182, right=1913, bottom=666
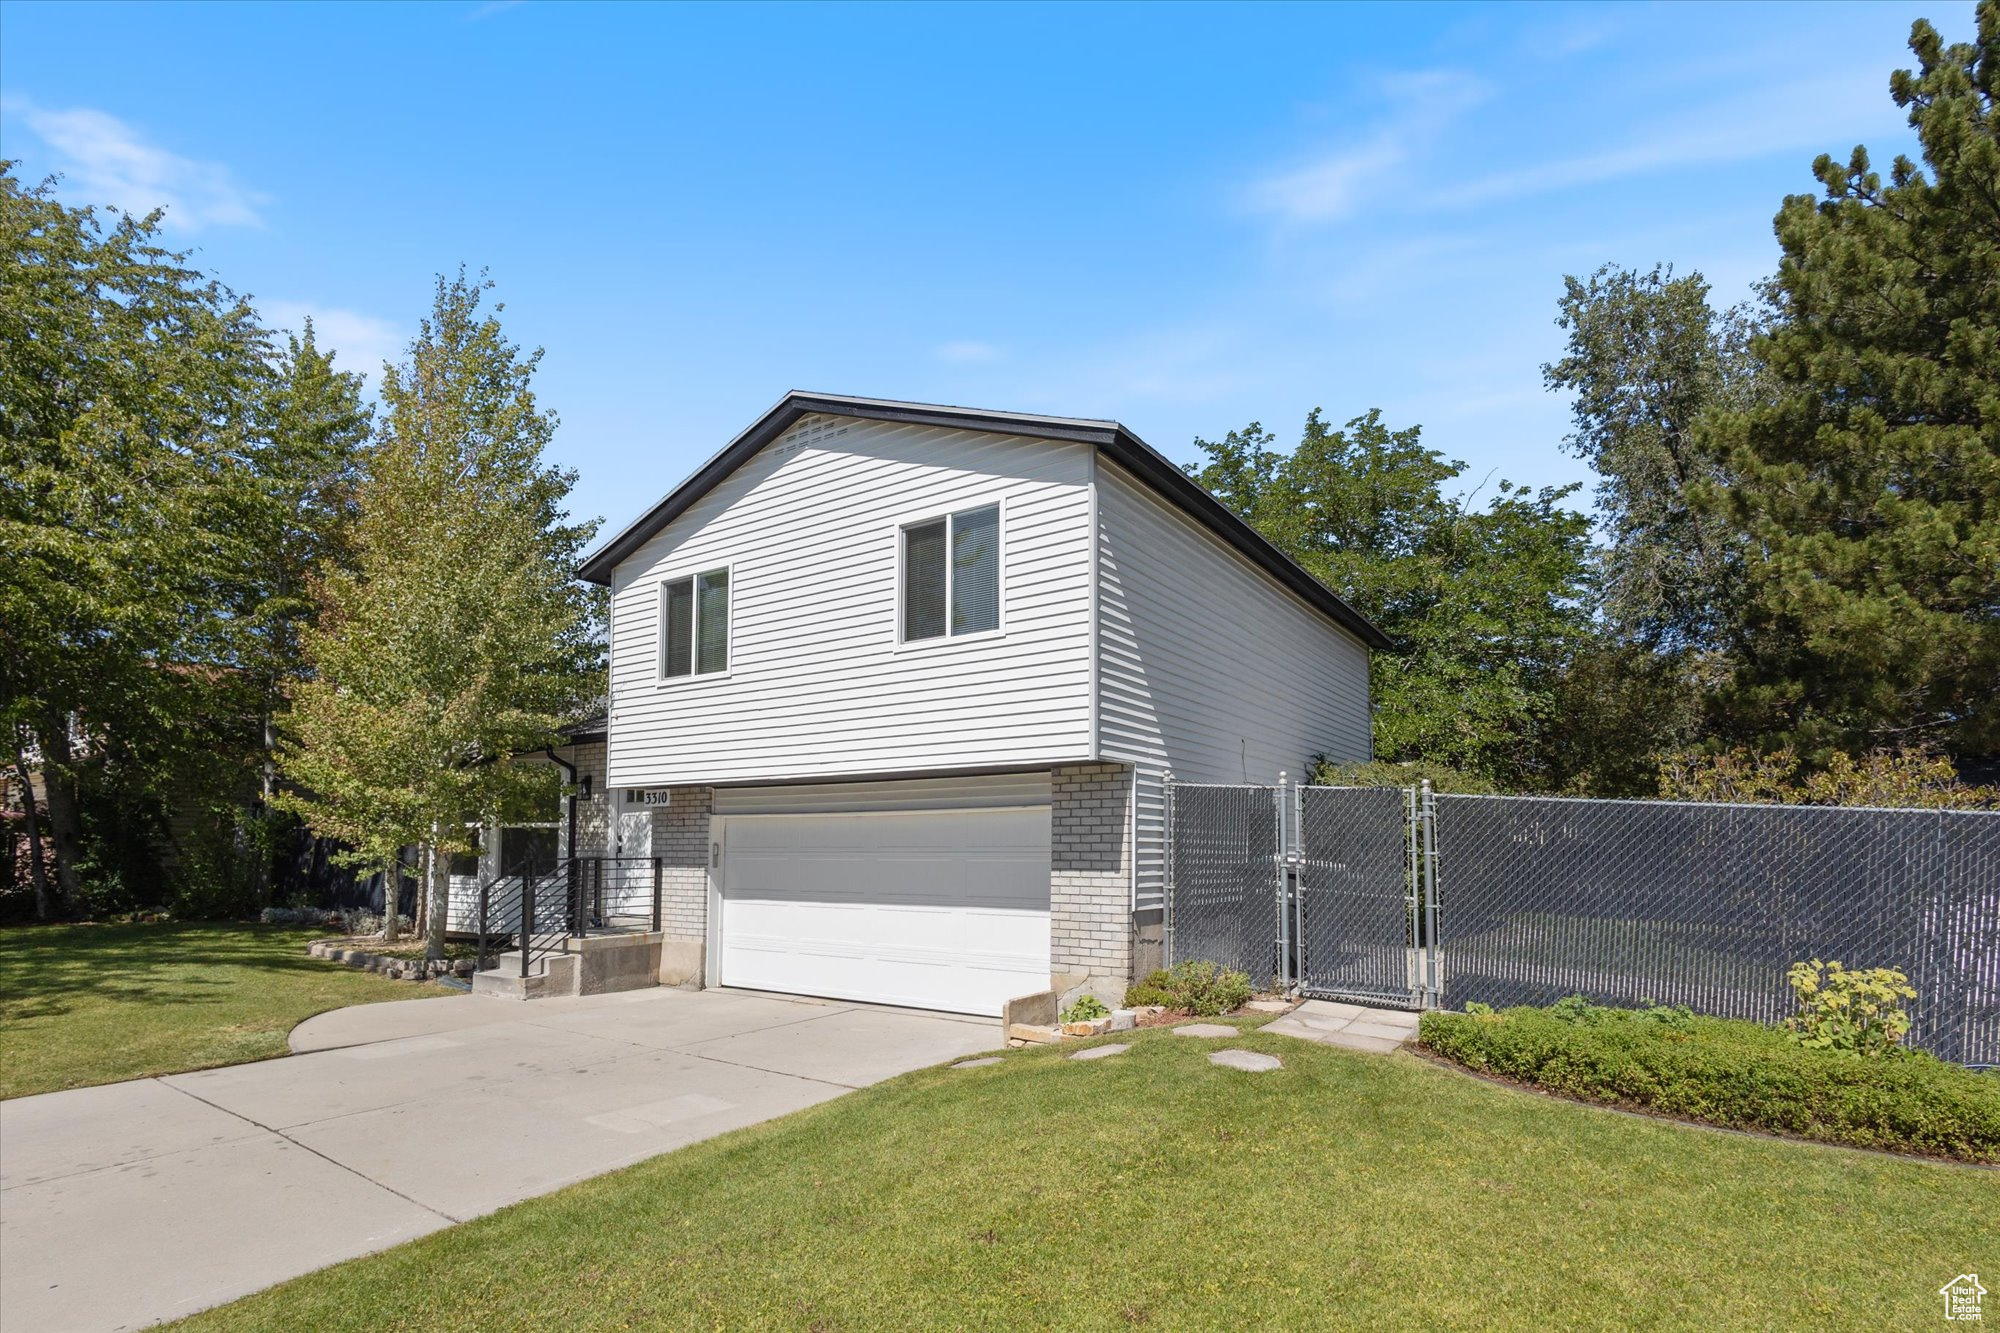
left=5, top=99, right=268, bottom=230
left=934, top=339, right=1004, bottom=365
left=1245, top=70, right=1491, bottom=224
left=263, top=301, right=406, bottom=384
left=1429, top=66, right=1900, bottom=211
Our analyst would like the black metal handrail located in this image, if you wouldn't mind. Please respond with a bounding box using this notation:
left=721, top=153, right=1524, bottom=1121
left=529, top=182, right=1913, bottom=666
left=474, top=854, right=665, bottom=980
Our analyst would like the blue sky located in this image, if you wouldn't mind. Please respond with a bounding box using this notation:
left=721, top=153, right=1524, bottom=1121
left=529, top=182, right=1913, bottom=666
left=0, top=0, right=1955, bottom=540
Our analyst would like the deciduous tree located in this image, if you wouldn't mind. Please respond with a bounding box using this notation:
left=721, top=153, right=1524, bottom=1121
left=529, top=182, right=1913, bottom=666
left=278, top=271, right=600, bottom=953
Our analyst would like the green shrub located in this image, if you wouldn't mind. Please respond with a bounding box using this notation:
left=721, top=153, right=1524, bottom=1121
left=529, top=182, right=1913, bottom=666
left=1419, top=1001, right=2000, bottom=1162
left=1060, top=994, right=1110, bottom=1024
left=1783, top=959, right=1916, bottom=1056
left=1123, top=960, right=1253, bottom=1016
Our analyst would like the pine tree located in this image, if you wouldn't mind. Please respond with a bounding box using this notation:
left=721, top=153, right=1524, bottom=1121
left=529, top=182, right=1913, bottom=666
left=277, top=271, right=600, bottom=952
left=1705, top=5, right=2000, bottom=762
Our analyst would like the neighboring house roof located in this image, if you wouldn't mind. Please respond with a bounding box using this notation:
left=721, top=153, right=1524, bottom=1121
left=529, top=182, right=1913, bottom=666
left=576, top=391, right=1392, bottom=650
left=559, top=713, right=609, bottom=745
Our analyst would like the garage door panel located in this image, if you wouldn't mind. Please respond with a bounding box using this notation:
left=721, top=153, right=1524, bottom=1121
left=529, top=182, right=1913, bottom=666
left=719, top=806, right=1051, bottom=1016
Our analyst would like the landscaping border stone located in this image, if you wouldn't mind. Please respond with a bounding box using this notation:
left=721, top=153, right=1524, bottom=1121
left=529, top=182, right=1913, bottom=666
left=307, top=939, right=473, bottom=982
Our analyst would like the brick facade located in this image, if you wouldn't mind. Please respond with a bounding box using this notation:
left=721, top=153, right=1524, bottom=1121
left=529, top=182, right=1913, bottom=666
left=1050, top=762, right=1135, bottom=1001
left=648, top=786, right=713, bottom=941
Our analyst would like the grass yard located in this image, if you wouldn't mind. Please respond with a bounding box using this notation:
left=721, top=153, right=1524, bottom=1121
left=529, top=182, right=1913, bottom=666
left=0, top=921, right=451, bottom=1099
left=176, top=1021, right=1992, bottom=1331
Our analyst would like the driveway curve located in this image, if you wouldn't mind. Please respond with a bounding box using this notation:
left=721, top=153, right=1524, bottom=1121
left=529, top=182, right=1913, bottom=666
left=1, top=987, right=994, bottom=1333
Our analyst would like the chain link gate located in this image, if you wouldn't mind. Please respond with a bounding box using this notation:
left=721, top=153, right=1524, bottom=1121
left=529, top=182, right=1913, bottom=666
left=1294, top=784, right=1430, bottom=1008
left=1164, top=781, right=1284, bottom=986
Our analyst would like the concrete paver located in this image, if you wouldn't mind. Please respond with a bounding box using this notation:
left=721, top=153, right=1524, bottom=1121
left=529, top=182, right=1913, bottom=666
left=1263, top=999, right=1421, bottom=1053
left=1068, top=1043, right=1129, bottom=1061
left=1209, top=1049, right=1283, bottom=1072
left=1, top=986, right=995, bottom=1333
left=1171, top=1023, right=1239, bottom=1038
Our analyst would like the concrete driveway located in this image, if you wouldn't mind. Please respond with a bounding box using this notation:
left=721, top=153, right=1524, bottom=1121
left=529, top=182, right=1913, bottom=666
left=0, top=987, right=996, bottom=1333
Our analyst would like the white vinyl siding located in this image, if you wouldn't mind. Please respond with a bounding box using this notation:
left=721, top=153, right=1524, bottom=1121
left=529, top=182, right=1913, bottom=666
left=713, top=771, right=1052, bottom=816
left=607, top=415, right=1095, bottom=786
left=1094, top=458, right=1372, bottom=910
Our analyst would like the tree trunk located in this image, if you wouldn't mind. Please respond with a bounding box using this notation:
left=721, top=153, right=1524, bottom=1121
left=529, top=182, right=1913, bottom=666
left=425, top=829, right=448, bottom=961
left=379, top=857, right=402, bottom=941
left=11, top=736, right=53, bottom=921
left=34, top=717, right=83, bottom=910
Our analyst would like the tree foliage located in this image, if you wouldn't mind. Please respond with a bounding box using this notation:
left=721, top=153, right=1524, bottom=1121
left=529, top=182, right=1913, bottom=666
left=1543, top=264, right=1762, bottom=655
left=276, top=271, right=600, bottom=951
left=1702, top=4, right=2000, bottom=762
left=1190, top=410, right=1595, bottom=789
left=0, top=166, right=268, bottom=914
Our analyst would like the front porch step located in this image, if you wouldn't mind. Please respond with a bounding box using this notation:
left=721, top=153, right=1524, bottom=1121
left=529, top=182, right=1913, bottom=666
left=471, top=951, right=579, bottom=1000
left=470, top=931, right=667, bottom=1000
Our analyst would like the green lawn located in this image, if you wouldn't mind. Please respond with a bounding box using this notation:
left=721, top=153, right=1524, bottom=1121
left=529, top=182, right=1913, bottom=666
left=175, top=1021, right=1991, bottom=1331
left=0, top=921, right=450, bottom=1099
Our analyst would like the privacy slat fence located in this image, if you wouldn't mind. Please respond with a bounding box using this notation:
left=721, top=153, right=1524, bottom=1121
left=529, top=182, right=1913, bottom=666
left=1165, top=777, right=2000, bottom=1067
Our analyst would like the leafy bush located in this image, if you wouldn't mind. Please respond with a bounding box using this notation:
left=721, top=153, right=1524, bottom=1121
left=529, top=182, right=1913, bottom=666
left=1419, top=1001, right=2000, bottom=1162
left=1784, top=960, right=1917, bottom=1056
left=1123, top=960, right=1253, bottom=1016
left=334, top=909, right=413, bottom=938
left=1060, top=994, right=1110, bottom=1024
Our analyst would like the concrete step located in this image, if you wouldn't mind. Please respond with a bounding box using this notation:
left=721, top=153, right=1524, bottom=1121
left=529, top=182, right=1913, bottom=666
left=470, top=951, right=579, bottom=1000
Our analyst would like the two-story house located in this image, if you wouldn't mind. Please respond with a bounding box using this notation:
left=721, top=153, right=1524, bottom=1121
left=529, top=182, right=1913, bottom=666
left=563, top=392, right=1387, bottom=1017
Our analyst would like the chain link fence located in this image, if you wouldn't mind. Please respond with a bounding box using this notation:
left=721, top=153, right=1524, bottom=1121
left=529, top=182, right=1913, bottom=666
left=1435, top=794, right=2000, bottom=1066
left=1296, top=785, right=1419, bottom=1006
left=1167, top=777, right=2000, bottom=1065
left=1165, top=782, right=1282, bottom=986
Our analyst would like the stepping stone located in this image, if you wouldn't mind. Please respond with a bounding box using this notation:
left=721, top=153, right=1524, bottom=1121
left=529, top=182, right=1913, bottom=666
left=1069, top=1043, right=1130, bottom=1061
left=951, top=1057, right=1004, bottom=1069
left=1173, top=1023, right=1239, bottom=1038
left=1244, top=999, right=1293, bottom=1013
left=1209, top=1049, right=1283, bottom=1072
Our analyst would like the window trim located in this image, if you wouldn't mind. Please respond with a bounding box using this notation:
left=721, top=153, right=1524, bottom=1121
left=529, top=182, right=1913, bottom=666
left=657, top=561, right=734, bottom=684
left=893, top=497, right=1006, bottom=651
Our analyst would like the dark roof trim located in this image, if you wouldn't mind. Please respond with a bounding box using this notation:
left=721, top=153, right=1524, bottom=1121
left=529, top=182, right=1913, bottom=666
left=577, top=392, right=1391, bottom=651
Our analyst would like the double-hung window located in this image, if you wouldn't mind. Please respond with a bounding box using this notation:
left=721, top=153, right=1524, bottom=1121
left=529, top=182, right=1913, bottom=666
left=660, top=567, right=730, bottom=679
left=901, top=503, right=1000, bottom=642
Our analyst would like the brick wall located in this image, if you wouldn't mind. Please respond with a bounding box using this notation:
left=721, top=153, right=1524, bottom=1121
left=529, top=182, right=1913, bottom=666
left=649, top=786, right=713, bottom=941
left=1050, top=762, right=1134, bottom=1000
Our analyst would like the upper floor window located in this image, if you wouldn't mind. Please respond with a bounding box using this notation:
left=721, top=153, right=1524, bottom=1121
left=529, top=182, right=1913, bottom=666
left=902, top=503, right=999, bottom=642
left=661, top=567, right=729, bottom=678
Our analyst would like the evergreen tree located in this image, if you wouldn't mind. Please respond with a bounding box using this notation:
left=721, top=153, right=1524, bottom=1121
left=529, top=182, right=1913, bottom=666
left=278, top=271, right=600, bottom=953
left=1704, top=5, right=2000, bottom=762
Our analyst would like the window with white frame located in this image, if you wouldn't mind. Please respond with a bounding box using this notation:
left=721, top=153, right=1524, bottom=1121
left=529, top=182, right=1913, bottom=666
left=660, top=567, right=730, bottom=678
left=901, top=503, right=1000, bottom=641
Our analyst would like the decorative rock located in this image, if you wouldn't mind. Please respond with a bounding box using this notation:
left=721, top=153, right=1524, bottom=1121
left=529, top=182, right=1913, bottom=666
left=1173, top=1023, right=1239, bottom=1038
left=1209, top=1049, right=1283, bottom=1072
left=951, top=1057, right=1004, bottom=1070
left=1068, top=1043, right=1129, bottom=1061
left=1007, top=1023, right=1063, bottom=1045
left=1109, top=1009, right=1136, bottom=1032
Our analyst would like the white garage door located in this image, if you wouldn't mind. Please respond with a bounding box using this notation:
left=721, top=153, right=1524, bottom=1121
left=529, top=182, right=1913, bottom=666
left=718, top=806, right=1051, bottom=1016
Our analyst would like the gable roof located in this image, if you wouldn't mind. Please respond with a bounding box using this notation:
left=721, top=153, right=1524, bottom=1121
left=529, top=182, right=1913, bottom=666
left=576, top=391, right=1391, bottom=650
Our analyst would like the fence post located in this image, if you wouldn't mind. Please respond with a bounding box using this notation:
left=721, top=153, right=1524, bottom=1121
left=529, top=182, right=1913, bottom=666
left=1292, top=778, right=1306, bottom=994
left=1405, top=784, right=1422, bottom=1008
left=1275, top=772, right=1290, bottom=991
left=1162, top=771, right=1176, bottom=969
left=651, top=856, right=662, bottom=933
left=1421, top=779, right=1440, bottom=1010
